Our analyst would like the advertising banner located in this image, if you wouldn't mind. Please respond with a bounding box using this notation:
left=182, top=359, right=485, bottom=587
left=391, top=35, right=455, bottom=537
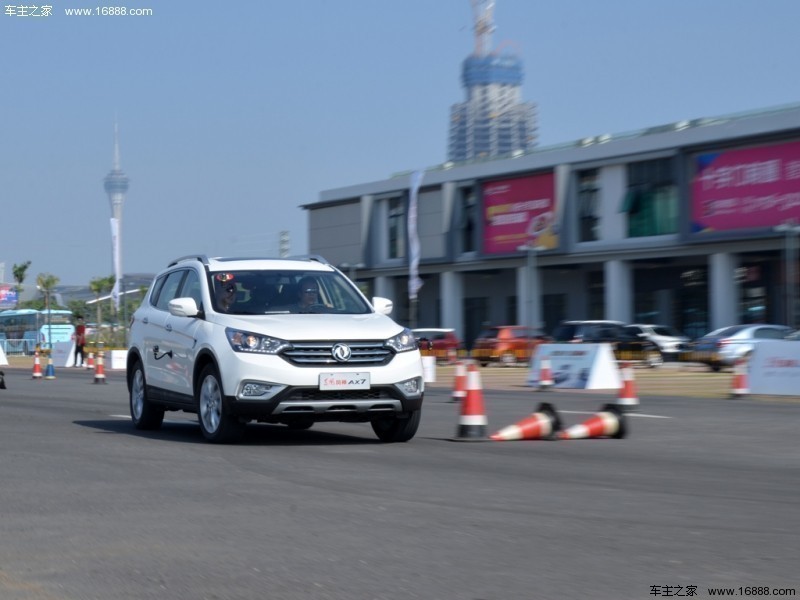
left=483, top=172, right=558, bottom=253
left=749, top=341, right=800, bottom=395
left=527, top=344, right=621, bottom=389
left=691, top=139, right=800, bottom=233
left=0, top=284, right=17, bottom=309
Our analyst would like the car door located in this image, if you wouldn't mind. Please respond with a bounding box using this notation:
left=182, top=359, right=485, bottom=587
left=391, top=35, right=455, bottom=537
left=143, top=269, right=187, bottom=391
left=162, top=268, right=204, bottom=397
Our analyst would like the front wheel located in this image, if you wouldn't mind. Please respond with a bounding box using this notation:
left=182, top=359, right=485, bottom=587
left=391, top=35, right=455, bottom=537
left=129, top=361, right=164, bottom=430
left=371, top=410, right=421, bottom=443
left=197, top=364, right=245, bottom=444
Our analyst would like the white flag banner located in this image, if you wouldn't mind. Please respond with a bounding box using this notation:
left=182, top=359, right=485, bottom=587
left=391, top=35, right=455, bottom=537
left=110, top=217, right=122, bottom=311
left=408, top=170, right=424, bottom=301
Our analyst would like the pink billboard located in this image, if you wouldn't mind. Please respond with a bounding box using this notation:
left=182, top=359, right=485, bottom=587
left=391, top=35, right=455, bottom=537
left=483, top=172, right=558, bottom=254
left=691, top=139, right=800, bottom=233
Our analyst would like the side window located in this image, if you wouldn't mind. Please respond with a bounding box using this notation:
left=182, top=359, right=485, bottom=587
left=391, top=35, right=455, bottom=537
left=155, top=270, right=187, bottom=311
left=179, top=270, right=203, bottom=308
left=149, top=276, right=167, bottom=307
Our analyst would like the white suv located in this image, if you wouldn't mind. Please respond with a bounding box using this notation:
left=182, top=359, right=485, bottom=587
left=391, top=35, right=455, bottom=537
left=126, top=255, right=424, bottom=443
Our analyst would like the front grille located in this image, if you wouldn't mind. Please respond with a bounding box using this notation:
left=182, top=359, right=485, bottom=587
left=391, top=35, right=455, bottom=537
left=281, top=341, right=393, bottom=367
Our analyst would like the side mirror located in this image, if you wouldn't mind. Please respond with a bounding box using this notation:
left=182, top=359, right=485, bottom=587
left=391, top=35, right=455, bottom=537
left=168, top=297, right=200, bottom=318
left=372, top=296, right=393, bottom=315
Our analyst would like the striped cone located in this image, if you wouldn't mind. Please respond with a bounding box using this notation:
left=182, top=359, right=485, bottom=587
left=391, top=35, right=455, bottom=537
left=538, top=357, right=554, bottom=390
left=32, top=350, right=43, bottom=380
left=451, top=361, right=467, bottom=403
left=490, top=403, right=561, bottom=441
left=616, top=361, right=639, bottom=412
left=454, top=363, right=488, bottom=440
left=558, top=404, right=626, bottom=440
left=44, top=355, right=56, bottom=380
left=730, top=357, right=749, bottom=397
left=85, top=352, right=95, bottom=371
left=93, top=351, right=107, bottom=384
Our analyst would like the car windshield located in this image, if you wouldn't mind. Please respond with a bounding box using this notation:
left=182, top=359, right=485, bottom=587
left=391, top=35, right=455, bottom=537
left=208, top=270, right=372, bottom=315
left=703, top=325, right=748, bottom=338
left=551, top=324, right=577, bottom=341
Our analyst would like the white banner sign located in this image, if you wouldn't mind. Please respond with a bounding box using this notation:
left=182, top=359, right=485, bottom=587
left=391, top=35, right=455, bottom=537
left=528, top=343, right=621, bottom=389
left=749, top=341, right=800, bottom=396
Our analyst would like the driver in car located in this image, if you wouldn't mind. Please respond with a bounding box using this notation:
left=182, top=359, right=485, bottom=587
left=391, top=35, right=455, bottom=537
left=295, top=277, right=321, bottom=313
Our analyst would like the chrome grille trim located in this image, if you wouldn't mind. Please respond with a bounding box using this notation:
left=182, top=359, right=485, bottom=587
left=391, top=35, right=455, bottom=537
left=281, top=341, right=392, bottom=366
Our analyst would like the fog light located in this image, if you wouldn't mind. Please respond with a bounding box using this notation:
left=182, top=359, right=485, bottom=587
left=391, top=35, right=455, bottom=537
left=239, top=381, right=284, bottom=400
left=398, top=377, right=422, bottom=396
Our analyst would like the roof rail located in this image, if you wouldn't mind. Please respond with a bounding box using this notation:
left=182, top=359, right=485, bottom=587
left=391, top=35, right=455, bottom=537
left=168, top=255, right=209, bottom=268
left=286, top=254, right=330, bottom=265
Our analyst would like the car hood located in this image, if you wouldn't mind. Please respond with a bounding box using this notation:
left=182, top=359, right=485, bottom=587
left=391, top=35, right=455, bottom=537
left=210, top=312, right=404, bottom=341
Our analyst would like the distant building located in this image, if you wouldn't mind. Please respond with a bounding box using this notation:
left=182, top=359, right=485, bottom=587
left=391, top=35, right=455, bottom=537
left=448, top=1, right=537, bottom=162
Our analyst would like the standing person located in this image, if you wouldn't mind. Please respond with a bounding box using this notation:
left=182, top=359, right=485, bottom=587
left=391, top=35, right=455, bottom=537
left=74, top=316, right=86, bottom=367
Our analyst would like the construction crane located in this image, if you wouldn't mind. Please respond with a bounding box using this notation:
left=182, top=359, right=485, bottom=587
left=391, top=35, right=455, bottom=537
left=470, top=0, right=495, bottom=56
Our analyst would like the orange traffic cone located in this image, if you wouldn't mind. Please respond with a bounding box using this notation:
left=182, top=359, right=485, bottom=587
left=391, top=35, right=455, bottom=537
left=93, top=351, right=107, bottom=384
left=490, top=403, right=561, bottom=441
left=730, top=357, right=749, bottom=397
left=451, top=361, right=467, bottom=403
left=538, top=357, right=554, bottom=390
left=558, top=404, right=626, bottom=440
left=31, top=350, right=43, bottom=380
left=454, top=363, right=488, bottom=440
left=85, top=352, right=95, bottom=371
left=616, top=361, right=639, bottom=411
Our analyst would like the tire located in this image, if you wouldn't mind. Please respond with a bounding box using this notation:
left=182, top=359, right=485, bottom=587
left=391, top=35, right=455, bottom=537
left=197, top=363, right=245, bottom=444
left=371, top=409, right=421, bottom=443
left=129, top=361, right=164, bottom=430
left=500, top=352, right=517, bottom=366
left=646, top=350, right=663, bottom=369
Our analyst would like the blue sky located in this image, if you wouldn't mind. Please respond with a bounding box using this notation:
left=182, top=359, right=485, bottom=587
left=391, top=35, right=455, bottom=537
left=2, top=0, right=800, bottom=285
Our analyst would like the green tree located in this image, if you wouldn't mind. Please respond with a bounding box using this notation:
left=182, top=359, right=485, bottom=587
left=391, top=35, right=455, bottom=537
left=12, top=261, right=31, bottom=308
left=89, top=276, right=115, bottom=343
left=35, top=273, right=60, bottom=348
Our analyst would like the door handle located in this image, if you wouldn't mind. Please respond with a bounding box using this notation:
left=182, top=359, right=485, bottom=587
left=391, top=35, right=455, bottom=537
left=165, top=324, right=172, bottom=332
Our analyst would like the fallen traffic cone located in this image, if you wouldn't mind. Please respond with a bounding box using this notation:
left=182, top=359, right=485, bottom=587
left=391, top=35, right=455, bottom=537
left=454, top=363, right=488, bottom=440
left=93, top=351, right=107, bottom=384
left=85, top=352, right=95, bottom=371
left=538, top=356, right=554, bottom=390
left=558, top=404, right=626, bottom=440
left=730, top=357, right=749, bottom=397
left=451, top=360, right=467, bottom=403
left=32, top=350, right=43, bottom=380
left=44, top=355, right=56, bottom=380
left=490, top=403, right=561, bottom=441
left=616, top=361, right=639, bottom=412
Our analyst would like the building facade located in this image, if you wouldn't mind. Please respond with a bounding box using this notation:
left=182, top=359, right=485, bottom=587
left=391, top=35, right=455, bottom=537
left=305, top=103, right=800, bottom=347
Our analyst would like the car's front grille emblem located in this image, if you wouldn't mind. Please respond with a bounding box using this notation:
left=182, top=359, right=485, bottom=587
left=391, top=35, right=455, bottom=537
left=331, top=343, right=352, bottom=362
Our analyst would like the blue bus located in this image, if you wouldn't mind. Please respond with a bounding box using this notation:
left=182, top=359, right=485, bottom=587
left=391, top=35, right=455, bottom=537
left=0, top=309, right=75, bottom=354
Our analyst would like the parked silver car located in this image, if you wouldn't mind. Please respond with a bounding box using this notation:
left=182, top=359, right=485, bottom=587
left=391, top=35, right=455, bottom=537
left=623, top=324, right=689, bottom=358
left=689, top=324, right=793, bottom=371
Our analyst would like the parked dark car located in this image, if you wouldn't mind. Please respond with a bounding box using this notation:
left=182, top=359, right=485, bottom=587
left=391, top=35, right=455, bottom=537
left=470, top=325, right=549, bottom=366
left=551, top=320, right=663, bottom=368
left=685, top=324, right=793, bottom=371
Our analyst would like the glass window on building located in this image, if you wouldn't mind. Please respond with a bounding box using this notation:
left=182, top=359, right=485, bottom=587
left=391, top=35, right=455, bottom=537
left=387, top=197, right=406, bottom=260
left=578, top=169, right=599, bottom=242
left=588, top=270, right=604, bottom=320
left=622, top=158, right=678, bottom=237
left=679, top=268, right=708, bottom=339
left=457, top=186, right=479, bottom=254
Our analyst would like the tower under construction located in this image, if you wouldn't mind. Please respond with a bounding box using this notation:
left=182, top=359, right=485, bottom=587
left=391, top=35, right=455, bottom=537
left=448, top=0, right=537, bottom=162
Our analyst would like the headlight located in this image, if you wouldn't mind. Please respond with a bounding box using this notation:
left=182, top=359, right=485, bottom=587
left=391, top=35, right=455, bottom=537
left=225, top=327, right=290, bottom=354
left=385, top=328, right=418, bottom=353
